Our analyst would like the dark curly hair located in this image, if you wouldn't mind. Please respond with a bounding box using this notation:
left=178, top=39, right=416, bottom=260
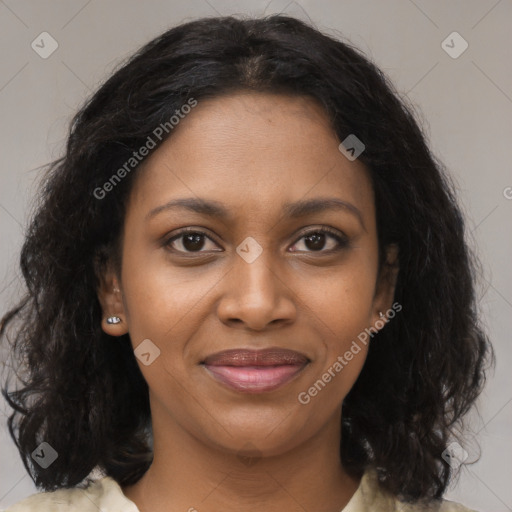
left=1, top=14, right=493, bottom=504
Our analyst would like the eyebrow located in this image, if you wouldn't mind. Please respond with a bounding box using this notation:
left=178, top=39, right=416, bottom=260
left=147, top=196, right=365, bottom=230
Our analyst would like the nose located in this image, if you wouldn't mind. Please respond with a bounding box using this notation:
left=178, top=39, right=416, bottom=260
left=216, top=247, right=297, bottom=331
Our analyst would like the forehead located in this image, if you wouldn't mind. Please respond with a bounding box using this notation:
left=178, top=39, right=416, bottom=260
left=127, top=92, right=374, bottom=225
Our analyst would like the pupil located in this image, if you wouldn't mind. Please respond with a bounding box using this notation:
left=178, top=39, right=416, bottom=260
left=305, top=232, right=325, bottom=251
left=183, top=233, right=205, bottom=251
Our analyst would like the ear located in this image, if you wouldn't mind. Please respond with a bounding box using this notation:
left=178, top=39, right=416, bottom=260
left=371, top=244, right=399, bottom=328
left=96, top=263, right=129, bottom=337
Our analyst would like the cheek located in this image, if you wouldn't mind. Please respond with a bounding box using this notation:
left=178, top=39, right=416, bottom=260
left=119, top=231, right=217, bottom=338
left=298, top=254, right=377, bottom=333
left=293, top=255, right=376, bottom=395
left=119, top=259, right=207, bottom=396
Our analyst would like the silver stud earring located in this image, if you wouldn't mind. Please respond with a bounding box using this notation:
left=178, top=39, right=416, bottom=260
left=379, top=311, right=385, bottom=318
left=106, top=316, right=121, bottom=325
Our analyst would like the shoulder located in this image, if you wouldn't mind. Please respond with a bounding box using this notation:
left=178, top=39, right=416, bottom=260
left=4, top=476, right=140, bottom=512
left=344, top=469, right=478, bottom=512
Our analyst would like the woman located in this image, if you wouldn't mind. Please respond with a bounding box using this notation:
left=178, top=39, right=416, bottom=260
left=1, top=14, right=492, bottom=512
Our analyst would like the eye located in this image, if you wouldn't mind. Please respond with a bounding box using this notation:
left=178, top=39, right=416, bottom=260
left=289, top=227, right=348, bottom=253
left=164, top=229, right=221, bottom=253
left=164, top=226, right=348, bottom=255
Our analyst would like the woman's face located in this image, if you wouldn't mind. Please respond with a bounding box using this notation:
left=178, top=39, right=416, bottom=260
left=100, top=91, right=397, bottom=457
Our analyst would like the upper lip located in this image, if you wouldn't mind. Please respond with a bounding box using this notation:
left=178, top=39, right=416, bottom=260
left=202, top=348, right=310, bottom=367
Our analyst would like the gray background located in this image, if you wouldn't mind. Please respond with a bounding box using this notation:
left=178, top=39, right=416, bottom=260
left=1, top=0, right=511, bottom=510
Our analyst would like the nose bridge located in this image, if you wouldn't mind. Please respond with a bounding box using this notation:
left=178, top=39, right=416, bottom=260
left=233, top=237, right=281, bottom=303
left=216, top=236, right=296, bottom=329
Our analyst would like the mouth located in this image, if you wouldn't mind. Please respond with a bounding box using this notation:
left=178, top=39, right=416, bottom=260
left=201, top=348, right=310, bottom=393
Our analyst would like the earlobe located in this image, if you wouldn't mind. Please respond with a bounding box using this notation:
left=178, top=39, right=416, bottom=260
left=97, top=271, right=129, bottom=336
left=102, top=313, right=128, bottom=336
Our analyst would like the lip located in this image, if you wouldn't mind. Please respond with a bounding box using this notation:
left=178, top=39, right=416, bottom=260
left=201, top=348, right=310, bottom=393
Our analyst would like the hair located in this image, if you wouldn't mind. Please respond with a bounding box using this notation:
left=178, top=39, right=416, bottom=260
left=1, top=14, right=493, bottom=504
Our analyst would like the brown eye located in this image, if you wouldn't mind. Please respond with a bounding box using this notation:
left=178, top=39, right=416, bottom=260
left=181, top=232, right=206, bottom=251
left=289, top=227, right=348, bottom=253
left=303, top=232, right=328, bottom=251
left=165, top=230, right=221, bottom=253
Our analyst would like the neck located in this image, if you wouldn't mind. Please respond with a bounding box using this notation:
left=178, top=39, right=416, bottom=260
left=123, top=401, right=360, bottom=512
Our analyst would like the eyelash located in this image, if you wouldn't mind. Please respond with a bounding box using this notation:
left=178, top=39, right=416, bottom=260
left=163, top=226, right=349, bottom=255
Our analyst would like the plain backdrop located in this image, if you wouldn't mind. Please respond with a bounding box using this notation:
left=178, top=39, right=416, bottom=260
left=1, top=1, right=511, bottom=510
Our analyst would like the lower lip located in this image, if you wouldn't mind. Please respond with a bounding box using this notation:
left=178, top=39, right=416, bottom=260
left=203, top=364, right=307, bottom=393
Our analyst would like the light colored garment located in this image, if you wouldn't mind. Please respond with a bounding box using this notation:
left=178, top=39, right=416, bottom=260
left=5, top=469, right=477, bottom=512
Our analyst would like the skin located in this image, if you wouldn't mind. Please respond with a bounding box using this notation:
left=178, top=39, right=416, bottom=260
left=98, top=92, right=398, bottom=512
